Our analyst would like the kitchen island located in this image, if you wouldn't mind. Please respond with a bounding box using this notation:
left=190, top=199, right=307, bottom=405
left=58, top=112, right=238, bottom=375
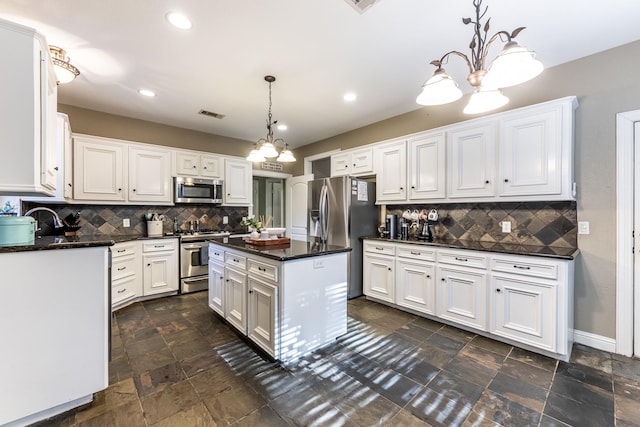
left=0, top=236, right=112, bottom=426
left=208, top=237, right=351, bottom=361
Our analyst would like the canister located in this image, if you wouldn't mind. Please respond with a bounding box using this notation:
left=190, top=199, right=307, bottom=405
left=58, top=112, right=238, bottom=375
left=0, top=216, right=35, bottom=246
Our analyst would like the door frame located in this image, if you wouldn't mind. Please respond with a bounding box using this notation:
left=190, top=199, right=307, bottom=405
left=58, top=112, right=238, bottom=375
left=616, top=109, right=640, bottom=356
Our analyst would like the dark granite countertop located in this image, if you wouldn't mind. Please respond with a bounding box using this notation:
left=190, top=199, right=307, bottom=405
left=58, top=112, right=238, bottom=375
left=363, top=236, right=579, bottom=260
left=0, top=235, right=116, bottom=253
left=209, top=237, right=351, bottom=261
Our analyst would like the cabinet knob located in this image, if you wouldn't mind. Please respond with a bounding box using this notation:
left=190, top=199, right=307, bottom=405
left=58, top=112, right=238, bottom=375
left=146, top=263, right=151, bottom=267
left=132, top=189, right=136, bottom=192
left=411, top=186, right=415, bottom=189
left=118, top=188, right=122, bottom=192
left=203, top=166, right=207, bottom=169
left=193, top=165, right=197, bottom=168
left=388, top=267, right=392, bottom=271
left=441, top=278, right=445, bottom=282
left=400, top=187, right=404, bottom=191
left=426, top=274, right=431, bottom=278
left=504, top=179, right=509, bottom=183
left=68, top=183, right=72, bottom=187
left=54, top=166, right=59, bottom=171
left=485, top=180, right=490, bottom=184
left=227, top=193, right=231, bottom=196
left=496, top=288, right=502, bottom=293
left=226, top=279, right=229, bottom=282
left=249, top=290, right=253, bottom=294
left=346, top=165, right=349, bottom=168
left=220, top=276, right=224, bottom=280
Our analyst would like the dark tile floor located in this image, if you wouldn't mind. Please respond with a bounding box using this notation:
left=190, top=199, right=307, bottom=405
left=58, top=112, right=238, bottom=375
left=35, top=293, right=640, bottom=427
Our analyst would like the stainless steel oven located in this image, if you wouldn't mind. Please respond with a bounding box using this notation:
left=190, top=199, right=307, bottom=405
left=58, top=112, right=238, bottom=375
left=179, top=232, right=229, bottom=293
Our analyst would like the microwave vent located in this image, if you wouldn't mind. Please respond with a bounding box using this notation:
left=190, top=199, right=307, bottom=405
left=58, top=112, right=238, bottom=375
left=198, top=109, right=226, bottom=119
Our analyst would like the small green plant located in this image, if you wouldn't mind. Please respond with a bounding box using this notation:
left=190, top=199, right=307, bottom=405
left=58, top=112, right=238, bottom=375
left=240, top=215, right=263, bottom=232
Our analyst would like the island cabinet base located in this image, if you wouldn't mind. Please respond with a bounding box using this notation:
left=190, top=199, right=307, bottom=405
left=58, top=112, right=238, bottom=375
left=209, top=241, right=349, bottom=362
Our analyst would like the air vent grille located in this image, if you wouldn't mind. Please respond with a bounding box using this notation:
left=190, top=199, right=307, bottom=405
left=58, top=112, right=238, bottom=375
left=198, top=109, right=226, bottom=119
left=344, top=0, right=380, bottom=13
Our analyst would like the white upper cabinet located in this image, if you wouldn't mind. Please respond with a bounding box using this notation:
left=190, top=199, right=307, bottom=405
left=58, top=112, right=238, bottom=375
left=448, top=122, right=496, bottom=199
left=224, top=158, right=252, bottom=206
left=374, top=139, right=407, bottom=203
left=0, top=19, right=58, bottom=196
left=331, top=147, right=374, bottom=177
left=74, top=136, right=126, bottom=201
left=408, top=132, right=446, bottom=200
left=175, top=151, right=222, bottom=179
left=128, top=146, right=172, bottom=203
left=498, top=100, right=575, bottom=200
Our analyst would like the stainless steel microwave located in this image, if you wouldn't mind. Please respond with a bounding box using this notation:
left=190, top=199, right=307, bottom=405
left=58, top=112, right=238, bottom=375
left=174, top=177, right=223, bottom=204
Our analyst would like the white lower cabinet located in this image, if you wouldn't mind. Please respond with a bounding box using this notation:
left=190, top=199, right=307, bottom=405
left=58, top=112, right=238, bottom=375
left=362, top=239, right=574, bottom=360
left=208, top=260, right=225, bottom=316
left=111, top=241, right=141, bottom=310
left=248, top=276, right=278, bottom=357
left=224, top=266, right=248, bottom=334
left=142, top=239, right=178, bottom=296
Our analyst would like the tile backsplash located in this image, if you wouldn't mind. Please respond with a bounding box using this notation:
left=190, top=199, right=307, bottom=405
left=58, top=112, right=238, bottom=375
left=387, top=201, right=577, bottom=248
left=21, top=202, right=249, bottom=237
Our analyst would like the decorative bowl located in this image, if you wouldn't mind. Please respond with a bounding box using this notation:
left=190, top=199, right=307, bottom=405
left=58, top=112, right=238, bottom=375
left=265, top=227, right=286, bottom=237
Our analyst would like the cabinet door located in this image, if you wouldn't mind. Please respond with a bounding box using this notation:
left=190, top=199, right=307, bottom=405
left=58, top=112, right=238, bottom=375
left=363, top=253, right=395, bottom=303
left=331, top=152, right=351, bottom=177
left=224, top=158, right=252, bottom=206
left=499, top=108, right=562, bottom=197
left=208, top=261, right=225, bottom=316
left=408, top=132, right=446, bottom=200
left=375, top=140, right=407, bottom=202
left=396, top=259, right=435, bottom=315
left=437, top=266, right=487, bottom=330
left=129, top=146, right=172, bottom=203
left=41, top=56, right=58, bottom=192
left=248, top=277, right=279, bottom=357
left=201, top=155, right=221, bottom=178
left=351, top=148, right=374, bottom=176
left=448, top=123, right=496, bottom=199
left=490, top=274, right=556, bottom=351
left=73, top=137, right=126, bottom=201
left=143, top=252, right=177, bottom=296
left=60, top=114, right=73, bottom=199
left=225, top=267, right=247, bottom=333
left=112, top=275, right=138, bottom=309
left=175, top=152, right=200, bottom=176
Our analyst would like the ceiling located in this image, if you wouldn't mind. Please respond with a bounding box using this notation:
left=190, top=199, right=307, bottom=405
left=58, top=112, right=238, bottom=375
left=2, top=0, right=640, bottom=149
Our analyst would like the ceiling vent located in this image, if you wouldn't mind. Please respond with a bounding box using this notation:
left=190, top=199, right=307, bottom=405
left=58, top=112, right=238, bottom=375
left=344, top=0, right=381, bottom=14
left=198, top=109, right=225, bottom=119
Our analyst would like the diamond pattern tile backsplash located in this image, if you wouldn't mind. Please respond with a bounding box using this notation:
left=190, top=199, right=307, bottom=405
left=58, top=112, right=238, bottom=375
left=21, top=202, right=249, bottom=237
left=387, top=201, right=577, bottom=248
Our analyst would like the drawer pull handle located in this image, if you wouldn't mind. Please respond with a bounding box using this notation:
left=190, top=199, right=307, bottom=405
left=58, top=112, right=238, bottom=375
left=117, top=288, right=126, bottom=294
left=375, top=247, right=384, bottom=250
left=410, top=251, right=421, bottom=255
left=455, top=257, right=468, bottom=262
left=513, top=265, right=531, bottom=270
left=117, top=267, right=126, bottom=271
left=233, top=258, right=239, bottom=263
left=117, top=249, right=126, bottom=253
left=258, top=266, right=267, bottom=272
left=154, top=245, right=165, bottom=248
left=214, top=252, right=220, bottom=256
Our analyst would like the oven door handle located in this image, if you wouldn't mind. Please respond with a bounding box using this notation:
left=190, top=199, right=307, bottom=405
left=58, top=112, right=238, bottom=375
left=182, top=243, right=206, bottom=250
left=182, top=276, right=208, bottom=284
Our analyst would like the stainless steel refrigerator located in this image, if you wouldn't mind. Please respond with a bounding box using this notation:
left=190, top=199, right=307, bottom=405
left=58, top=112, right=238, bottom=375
left=308, top=176, right=378, bottom=298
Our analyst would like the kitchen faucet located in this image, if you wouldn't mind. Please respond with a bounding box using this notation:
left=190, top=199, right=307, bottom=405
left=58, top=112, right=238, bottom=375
left=24, top=207, right=65, bottom=236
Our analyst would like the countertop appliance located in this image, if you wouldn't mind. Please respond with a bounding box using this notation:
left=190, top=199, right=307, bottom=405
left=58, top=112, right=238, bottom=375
left=308, top=176, right=378, bottom=298
left=179, top=230, right=230, bottom=293
left=174, top=177, right=223, bottom=204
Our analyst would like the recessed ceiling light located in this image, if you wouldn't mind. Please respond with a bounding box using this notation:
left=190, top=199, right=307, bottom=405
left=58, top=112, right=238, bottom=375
left=277, top=124, right=288, bottom=131
left=138, top=89, right=156, bottom=97
left=166, top=12, right=192, bottom=30
left=343, top=92, right=357, bottom=102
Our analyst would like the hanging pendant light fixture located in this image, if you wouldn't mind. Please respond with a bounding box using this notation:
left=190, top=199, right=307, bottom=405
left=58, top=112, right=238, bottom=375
left=416, top=0, right=543, bottom=114
left=49, top=45, right=80, bottom=84
left=247, top=75, right=296, bottom=163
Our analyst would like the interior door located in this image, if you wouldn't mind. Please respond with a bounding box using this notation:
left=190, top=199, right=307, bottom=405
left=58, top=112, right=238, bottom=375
left=286, top=174, right=313, bottom=241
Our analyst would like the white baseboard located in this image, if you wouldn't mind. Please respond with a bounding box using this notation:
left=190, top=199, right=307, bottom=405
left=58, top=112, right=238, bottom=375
left=573, top=329, right=617, bottom=353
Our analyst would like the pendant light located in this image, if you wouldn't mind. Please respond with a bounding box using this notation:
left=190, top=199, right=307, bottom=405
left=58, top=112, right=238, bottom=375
left=49, top=46, right=80, bottom=84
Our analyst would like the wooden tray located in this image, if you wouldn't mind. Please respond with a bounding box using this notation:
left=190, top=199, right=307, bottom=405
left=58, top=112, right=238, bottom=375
left=244, top=237, right=291, bottom=246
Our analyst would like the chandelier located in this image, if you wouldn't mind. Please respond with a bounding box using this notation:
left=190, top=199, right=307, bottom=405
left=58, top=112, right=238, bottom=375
left=49, top=46, right=80, bottom=84
left=246, top=75, right=296, bottom=163
left=416, top=0, right=543, bottom=114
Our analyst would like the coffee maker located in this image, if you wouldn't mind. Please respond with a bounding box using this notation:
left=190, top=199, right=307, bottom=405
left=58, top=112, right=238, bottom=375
left=385, top=214, right=398, bottom=239
left=418, top=209, right=438, bottom=242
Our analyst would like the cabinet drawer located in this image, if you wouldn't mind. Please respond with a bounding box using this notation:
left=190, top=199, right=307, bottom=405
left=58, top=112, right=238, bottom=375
left=396, top=244, right=435, bottom=262
left=225, top=252, right=247, bottom=270
left=248, top=259, right=279, bottom=283
left=438, top=250, right=488, bottom=269
left=112, top=276, right=137, bottom=307
left=209, top=245, right=225, bottom=262
left=112, top=242, right=137, bottom=258
left=364, top=241, right=396, bottom=256
left=112, top=255, right=137, bottom=281
left=491, top=256, right=558, bottom=280
left=143, top=240, right=177, bottom=253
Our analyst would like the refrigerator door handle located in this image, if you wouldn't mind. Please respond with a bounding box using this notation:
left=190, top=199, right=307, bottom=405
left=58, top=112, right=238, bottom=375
left=319, top=183, right=329, bottom=242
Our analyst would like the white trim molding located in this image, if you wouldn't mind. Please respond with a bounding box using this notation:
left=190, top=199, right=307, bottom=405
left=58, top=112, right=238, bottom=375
left=303, top=150, right=341, bottom=176
left=616, top=110, right=640, bottom=356
left=573, top=329, right=617, bottom=353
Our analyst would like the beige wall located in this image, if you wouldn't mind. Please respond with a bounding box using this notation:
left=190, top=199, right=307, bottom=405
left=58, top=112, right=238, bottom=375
left=294, top=40, right=640, bottom=340
left=58, top=104, right=296, bottom=175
